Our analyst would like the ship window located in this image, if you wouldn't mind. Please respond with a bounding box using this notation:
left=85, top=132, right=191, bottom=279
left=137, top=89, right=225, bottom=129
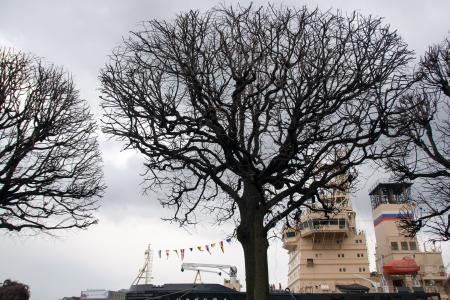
left=338, top=254, right=340, bottom=257
left=286, top=231, right=296, bottom=238
left=357, top=253, right=360, bottom=257
left=341, top=253, right=344, bottom=258
left=359, top=268, right=362, bottom=272
left=356, top=240, right=359, bottom=243
left=360, top=253, right=364, bottom=257
left=312, top=220, right=320, bottom=228
left=409, top=242, right=417, bottom=250
left=330, top=219, right=338, bottom=225
left=363, top=268, right=366, bottom=272
left=401, top=241, right=408, bottom=250
left=339, top=268, right=342, bottom=272
left=391, top=242, right=399, bottom=251
left=343, top=268, right=346, bottom=272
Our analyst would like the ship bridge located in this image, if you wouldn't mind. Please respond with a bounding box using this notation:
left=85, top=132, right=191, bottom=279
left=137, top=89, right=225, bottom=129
left=297, top=216, right=349, bottom=238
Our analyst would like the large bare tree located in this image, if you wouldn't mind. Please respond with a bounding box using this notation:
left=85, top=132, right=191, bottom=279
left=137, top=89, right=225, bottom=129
left=385, top=39, right=449, bottom=242
left=100, top=5, right=411, bottom=299
left=0, top=48, right=105, bottom=232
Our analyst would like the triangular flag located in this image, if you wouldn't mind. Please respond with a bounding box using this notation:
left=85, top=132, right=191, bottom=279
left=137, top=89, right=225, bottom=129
left=205, top=245, right=211, bottom=255
left=181, top=249, right=185, bottom=261
left=211, top=243, right=216, bottom=248
left=197, top=246, right=203, bottom=251
left=226, top=238, right=232, bottom=244
left=219, top=241, right=224, bottom=253
left=158, top=250, right=162, bottom=259
left=174, top=249, right=179, bottom=257
left=189, top=248, right=193, bottom=252
left=165, top=250, right=170, bottom=259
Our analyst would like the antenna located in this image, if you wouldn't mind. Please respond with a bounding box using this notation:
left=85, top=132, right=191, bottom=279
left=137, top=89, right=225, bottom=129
left=131, top=244, right=154, bottom=286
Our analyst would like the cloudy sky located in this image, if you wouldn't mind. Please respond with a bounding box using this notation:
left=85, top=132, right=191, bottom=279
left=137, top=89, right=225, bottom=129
left=0, top=1, right=449, bottom=299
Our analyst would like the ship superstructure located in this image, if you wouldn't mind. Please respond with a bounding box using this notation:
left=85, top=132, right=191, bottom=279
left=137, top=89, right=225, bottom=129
left=283, top=178, right=372, bottom=293
left=369, top=181, right=447, bottom=299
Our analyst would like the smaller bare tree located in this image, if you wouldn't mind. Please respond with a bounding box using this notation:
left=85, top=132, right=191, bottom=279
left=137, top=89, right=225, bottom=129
left=385, top=39, right=449, bottom=242
left=0, top=48, right=105, bottom=232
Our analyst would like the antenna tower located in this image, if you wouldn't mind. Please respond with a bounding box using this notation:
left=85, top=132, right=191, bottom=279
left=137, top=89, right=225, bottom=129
left=131, top=244, right=154, bottom=285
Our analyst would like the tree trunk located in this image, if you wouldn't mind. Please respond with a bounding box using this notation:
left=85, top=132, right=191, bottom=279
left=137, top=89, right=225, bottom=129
left=237, top=182, right=270, bottom=300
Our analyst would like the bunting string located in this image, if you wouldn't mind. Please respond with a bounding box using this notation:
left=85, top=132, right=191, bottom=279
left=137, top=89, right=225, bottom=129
left=156, top=238, right=234, bottom=260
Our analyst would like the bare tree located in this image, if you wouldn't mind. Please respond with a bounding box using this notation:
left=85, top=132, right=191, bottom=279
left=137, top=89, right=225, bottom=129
left=0, top=48, right=105, bottom=232
left=385, top=39, right=449, bottom=242
left=100, top=5, right=411, bottom=299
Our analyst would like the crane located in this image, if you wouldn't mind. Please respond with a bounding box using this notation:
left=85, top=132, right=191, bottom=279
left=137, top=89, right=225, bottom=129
left=181, top=263, right=240, bottom=290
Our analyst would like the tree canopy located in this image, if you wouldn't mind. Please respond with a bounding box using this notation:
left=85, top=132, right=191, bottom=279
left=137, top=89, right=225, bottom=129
left=100, top=5, right=412, bottom=299
left=0, top=48, right=105, bottom=232
left=385, top=39, right=449, bottom=241
left=0, top=279, right=30, bottom=300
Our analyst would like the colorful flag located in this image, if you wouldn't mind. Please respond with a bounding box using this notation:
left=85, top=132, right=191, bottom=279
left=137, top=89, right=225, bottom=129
left=153, top=238, right=231, bottom=259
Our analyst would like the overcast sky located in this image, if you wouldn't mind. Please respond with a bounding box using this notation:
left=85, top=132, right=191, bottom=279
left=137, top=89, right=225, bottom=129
left=0, top=1, right=449, bottom=300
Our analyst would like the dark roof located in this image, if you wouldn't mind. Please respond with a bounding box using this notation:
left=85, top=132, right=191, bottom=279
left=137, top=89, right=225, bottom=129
left=129, top=283, right=238, bottom=293
left=336, top=284, right=370, bottom=293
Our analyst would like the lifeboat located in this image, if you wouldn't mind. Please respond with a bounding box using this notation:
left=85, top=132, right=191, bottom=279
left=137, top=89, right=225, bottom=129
left=383, top=257, right=420, bottom=275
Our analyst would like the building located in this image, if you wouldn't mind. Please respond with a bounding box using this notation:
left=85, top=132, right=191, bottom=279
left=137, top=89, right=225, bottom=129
left=80, top=289, right=125, bottom=300
left=283, top=181, right=372, bottom=293
left=370, top=181, right=447, bottom=299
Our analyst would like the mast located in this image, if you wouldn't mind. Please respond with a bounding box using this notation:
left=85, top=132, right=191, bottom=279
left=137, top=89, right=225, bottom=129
left=131, top=244, right=154, bottom=285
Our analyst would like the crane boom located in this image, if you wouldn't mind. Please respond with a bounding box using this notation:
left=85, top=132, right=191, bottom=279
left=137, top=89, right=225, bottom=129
left=181, top=263, right=237, bottom=277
